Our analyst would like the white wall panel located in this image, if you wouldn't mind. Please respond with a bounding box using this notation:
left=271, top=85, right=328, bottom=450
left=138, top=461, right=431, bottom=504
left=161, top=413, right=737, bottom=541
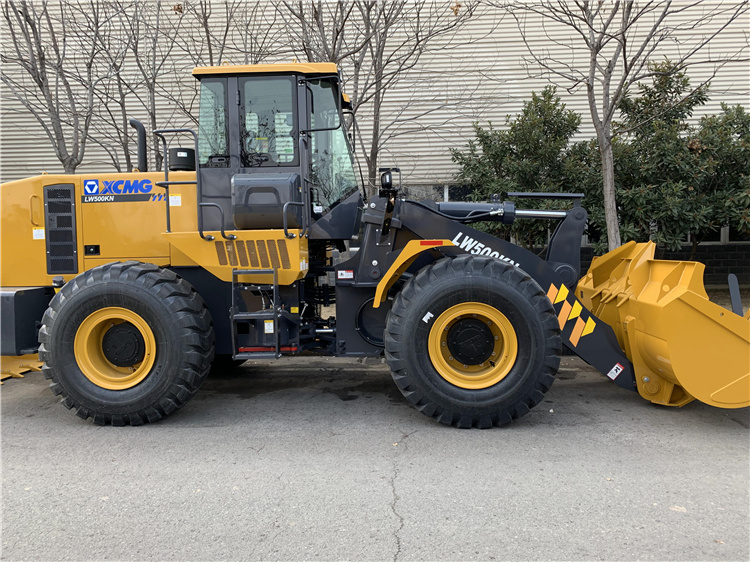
left=2, top=2, right=747, bottom=189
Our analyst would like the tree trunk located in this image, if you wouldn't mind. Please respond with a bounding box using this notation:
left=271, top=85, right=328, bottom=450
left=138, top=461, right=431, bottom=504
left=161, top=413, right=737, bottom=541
left=597, top=133, right=621, bottom=251
left=148, top=85, right=162, bottom=171
left=117, top=74, right=132, bottom=173
left=367, top=154, right=378, bottom=197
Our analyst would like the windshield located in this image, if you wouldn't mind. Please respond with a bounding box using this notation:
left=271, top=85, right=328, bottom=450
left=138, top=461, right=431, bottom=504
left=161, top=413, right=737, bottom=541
left=240, top=76, right=297, bottom=167
left=198, top=78, right=229, bottom=167
left=309, top=79, right=358, bottom=212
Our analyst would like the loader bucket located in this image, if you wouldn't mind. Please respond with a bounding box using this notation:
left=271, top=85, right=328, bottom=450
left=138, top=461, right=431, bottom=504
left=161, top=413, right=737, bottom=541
left=1, top=354, right=43, bottom=384
left=577, top=241, right=750, bottom=409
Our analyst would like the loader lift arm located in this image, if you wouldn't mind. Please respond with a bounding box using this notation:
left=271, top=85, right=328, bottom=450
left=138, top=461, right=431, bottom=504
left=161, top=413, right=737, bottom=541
left=352, top=194, right=638, bottom=393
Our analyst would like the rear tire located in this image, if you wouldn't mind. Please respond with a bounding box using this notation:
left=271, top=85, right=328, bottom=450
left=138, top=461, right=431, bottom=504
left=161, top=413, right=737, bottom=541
left=38, top=262, right=214, bottom=425
left=384, top=255, right=561, bottom=428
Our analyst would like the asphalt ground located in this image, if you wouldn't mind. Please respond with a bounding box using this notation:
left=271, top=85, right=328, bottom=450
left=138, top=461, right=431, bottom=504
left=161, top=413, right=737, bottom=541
left=2, top=355, right=748, bottom=562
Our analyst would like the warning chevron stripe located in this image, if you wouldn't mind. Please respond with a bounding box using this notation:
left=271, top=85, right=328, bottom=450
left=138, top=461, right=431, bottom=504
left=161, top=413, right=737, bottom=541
left=558, top=300, right=573, bottom=330
left=547, top=283, right=596, bottom=347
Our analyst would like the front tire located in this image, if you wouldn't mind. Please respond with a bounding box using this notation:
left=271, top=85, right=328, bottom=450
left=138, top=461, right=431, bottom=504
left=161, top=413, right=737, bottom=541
left=38, top=262, right=214, bottom=425
left=384, top=255, right=561, bottom=428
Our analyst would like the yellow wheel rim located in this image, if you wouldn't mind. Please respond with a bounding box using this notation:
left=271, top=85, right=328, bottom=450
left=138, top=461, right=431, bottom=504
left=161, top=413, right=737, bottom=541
left=74, top=307, right=156, bottom=390
left=428, top=302, right=518, bottom=389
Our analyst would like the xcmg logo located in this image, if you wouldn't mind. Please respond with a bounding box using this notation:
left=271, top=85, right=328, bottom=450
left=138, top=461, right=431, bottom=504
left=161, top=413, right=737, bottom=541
left=81, top=178, right=155, bottom=203
left=86, top=179, right=154, bottom=194
left=84, top=179, right=99, bottom=194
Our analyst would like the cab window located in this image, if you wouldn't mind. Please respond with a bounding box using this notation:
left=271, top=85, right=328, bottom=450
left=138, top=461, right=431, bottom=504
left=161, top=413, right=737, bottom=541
left=198, top=78, right=229, bottom=167
left=309, top=79, right=358, bottom=213
left=240, top=76, right=297, bottom=167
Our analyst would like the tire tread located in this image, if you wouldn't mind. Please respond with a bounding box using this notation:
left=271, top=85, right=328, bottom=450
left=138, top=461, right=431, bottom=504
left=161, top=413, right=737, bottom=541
left=40, top=262, right=214, bottom=425
left=385, top=255, right=561, bottom=428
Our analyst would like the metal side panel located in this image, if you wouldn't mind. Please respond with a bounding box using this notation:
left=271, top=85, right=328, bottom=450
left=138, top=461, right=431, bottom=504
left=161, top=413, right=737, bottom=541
left=165, top=230, right=308, bottom=285
left=0, top=286, right=54, bottom=355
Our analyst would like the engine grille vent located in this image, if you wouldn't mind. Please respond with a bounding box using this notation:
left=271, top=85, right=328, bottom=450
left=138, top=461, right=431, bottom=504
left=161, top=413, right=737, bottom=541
left=44, top=184, right=78, bottom=274
left=214, top=239, right=291, bottom=269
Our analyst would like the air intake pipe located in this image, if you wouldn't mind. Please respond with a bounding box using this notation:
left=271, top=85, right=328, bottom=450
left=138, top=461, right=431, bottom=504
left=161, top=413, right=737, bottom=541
left=128, top=118, right=148, bottom=172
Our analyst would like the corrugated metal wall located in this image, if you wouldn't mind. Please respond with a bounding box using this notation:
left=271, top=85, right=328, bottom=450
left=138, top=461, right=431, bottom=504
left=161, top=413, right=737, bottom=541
left=1, top=2, right=748, bottom=188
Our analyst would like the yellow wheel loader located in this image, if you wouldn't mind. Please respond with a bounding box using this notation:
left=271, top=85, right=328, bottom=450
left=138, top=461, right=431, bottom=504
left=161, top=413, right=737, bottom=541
left=1, top=63, right=748, bottom=427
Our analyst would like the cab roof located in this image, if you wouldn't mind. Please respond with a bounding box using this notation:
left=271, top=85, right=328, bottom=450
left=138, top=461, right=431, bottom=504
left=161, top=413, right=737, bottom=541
left=192, top=62, right=339, bottom=77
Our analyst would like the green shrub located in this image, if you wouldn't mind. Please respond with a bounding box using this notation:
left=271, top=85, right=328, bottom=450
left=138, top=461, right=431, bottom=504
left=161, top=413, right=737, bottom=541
left=450, top=86, right=581, bottom=249
left=452, top=63, right=749, bottom=256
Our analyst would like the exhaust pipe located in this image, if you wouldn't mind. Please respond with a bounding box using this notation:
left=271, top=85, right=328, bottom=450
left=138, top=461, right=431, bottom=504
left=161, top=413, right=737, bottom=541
left=128, top=118, right=148, bottom=172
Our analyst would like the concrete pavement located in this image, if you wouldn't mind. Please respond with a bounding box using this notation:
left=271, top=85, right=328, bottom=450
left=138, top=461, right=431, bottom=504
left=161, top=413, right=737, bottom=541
left=2, top=356, right=748, bottom=561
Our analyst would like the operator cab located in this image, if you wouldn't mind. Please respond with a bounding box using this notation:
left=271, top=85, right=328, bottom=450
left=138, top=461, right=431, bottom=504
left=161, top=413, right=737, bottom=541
left=192, top=63, right=361, bottom=239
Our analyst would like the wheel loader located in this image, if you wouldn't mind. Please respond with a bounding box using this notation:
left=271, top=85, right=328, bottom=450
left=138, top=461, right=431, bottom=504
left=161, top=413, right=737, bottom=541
left=1, top=63, right=748, bottom=427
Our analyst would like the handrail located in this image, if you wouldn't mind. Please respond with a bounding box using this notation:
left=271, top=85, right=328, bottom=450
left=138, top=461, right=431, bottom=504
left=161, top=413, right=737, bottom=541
left=199, top=202, right=236, bottom=240
left=154, top=180, right=198, bottom=233
left=153, top=127, right=229, bottom=241
left=282, top=201, right=305, bottom=239
left=297, top=132, right=311, bottom=238
left=153, top=131, right=176, bottom=234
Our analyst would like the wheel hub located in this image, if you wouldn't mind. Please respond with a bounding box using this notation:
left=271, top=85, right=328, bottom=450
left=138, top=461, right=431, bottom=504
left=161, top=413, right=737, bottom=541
left=74, top=307, right=156, bottom=390
left=447, top=318, right=494, bottom=365
left=427, top=302, right=519, bottom=389
left=102, top=323, right=146, bottom=367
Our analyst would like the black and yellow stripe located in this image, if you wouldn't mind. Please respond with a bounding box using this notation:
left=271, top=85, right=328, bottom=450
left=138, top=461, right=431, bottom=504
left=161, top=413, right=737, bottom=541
left=547, top=283, right=595, bottom=347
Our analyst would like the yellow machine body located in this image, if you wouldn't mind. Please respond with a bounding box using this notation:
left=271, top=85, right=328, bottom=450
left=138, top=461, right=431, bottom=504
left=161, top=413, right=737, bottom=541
left=0, top=172, right=308, bottom=288
left=165, top=231, right=308, bottom=285
left=1, top=61, right=746, bottom=428
left=192, top=62, right=338, bottom=77
left=578, top=241, right=750, bottom=409
left=2, top=174, right=747, bottom=411
left=2, top=172, right=188, bottom=286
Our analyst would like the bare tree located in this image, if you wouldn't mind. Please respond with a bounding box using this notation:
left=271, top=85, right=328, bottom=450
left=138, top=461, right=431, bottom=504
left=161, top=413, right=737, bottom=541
left=177, top=0, right=243, bottom=67
left=229, top=3, right=289, bottom=65
left=88, top=3, right=136, bottom=172
left=280, top=1, right=366, bottom=65
left=93, top=1, right=289, bottom=173
left=126, top=1, right=189, bottom=170
left=174, top=0, right=289, bottom=67
left=161, top=1, right=289, bottom=132
left=503, top=0, right=749, bottom=250
left=0, top=1, right=119, bottom=173
left=280, top=0, right=483, bottom=195
left=65, top=1, right=190, bottom=173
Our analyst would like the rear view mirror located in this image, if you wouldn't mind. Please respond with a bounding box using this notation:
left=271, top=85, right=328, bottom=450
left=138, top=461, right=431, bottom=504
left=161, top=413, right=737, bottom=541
left=302, top=78, right=341, bottom=133
left=381, top=171, right=392, bottom=190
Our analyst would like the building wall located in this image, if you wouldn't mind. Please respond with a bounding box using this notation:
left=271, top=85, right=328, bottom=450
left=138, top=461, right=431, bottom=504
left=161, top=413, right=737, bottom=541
left=2, top=3, right=747, bottom=186
left=581, top=244, right=750, bottom=284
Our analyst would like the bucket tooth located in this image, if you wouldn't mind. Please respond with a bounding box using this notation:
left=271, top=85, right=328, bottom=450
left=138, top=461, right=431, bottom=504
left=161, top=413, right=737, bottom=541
left=0, top=354, right=43, bottom=384
left=579, top=241, right=750, bottom=409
